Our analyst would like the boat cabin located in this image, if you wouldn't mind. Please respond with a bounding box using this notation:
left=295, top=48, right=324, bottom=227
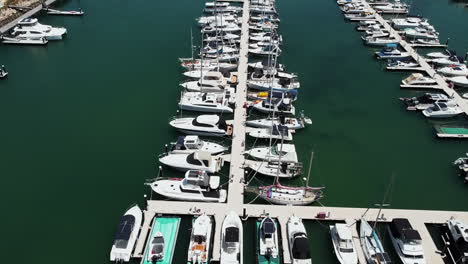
left=224, top=227, right=240, bottom=248
left=18, top=18, right=38, bottom=26
left=172, top=136, right=203, bottom=152
left=335, top=224, right=355, bottom=253
left=186, top=152, right=214, bottom=168
left=261, top=218, right=276, bottom=239
left=183, top=170, right=220, bottom=190
left=192, top=115, right=228, bottom=131
left=390, top=218, right=422, bottom=245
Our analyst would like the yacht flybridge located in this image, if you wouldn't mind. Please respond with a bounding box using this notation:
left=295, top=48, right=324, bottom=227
left=13, top=18, right=67, bottom=40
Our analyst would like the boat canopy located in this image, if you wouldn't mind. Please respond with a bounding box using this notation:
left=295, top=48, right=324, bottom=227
left=113, top=215, right=135, bottom=248
left=390, top=218, right=421, bottom=241
left=292, top=234, right=311, bottom=259
left=261, top=218, right=276, bottom=236
left=225, top=227, right=239, bottom=243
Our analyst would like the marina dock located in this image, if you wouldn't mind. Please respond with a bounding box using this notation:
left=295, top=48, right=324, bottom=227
left=0, top=0, right=57, bottom=34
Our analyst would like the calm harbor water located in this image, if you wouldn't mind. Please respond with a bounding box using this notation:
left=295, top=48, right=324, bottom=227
left=0, top=0, right=467, bottom=263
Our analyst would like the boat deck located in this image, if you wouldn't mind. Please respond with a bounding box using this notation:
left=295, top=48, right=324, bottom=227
left=0, top=0, right=57, bottom=34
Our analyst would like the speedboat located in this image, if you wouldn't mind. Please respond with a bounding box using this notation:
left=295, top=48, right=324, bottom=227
left=147, top=232, right=165, bottom=263
left=330, top=223, right=358, bottom=264
left=13, top=18, right=66, bottom=40
left=244, top=160, right=302, bottom=178
left=404, top=27, right=439, bottom=40
left=373, top=0, right=409, bottom=14
left=45, top=8, right=85, bottom=16
left=426, top=49, right=456, bottom=59
left=257, top=217, right=280, bottom=263
left=288, top=216, right=312, bottom=264
left=431, top=55, right=465, bottom=67
left=246, top=143, right=298, bottom=163
left=375, top=44, right=410, bottom=60
left=179, top=91, right=234, bottom=113
left=246, top=115, right=310, bottom=130
left=360, top=218, right=392, bottom=264
left=401, top=73, right=437, bottom=86
left=387, top=218, right=426, bottom=264
left=169, top=115, right=232, bottom=137
left=386, top=60, right=421, bottom=70
left=166, top=135, right=227, bottom=155
left=159, top=151, right=224, bottom=173
left=437, top=65, right=468, bottom=77
left=248, top=124, right=293, bottom=141
left=148, top=170, right=227, bottom=202
left=365, top=37, right=399, bottom=46
left=0, top=65, right=8, bottom=79
left=422, top=101, right=463, bottom=118
left=252, top=98, right=295, bottom=115
left=399, top=93, right=449, bottom=111
left=448, top=76, right=468, bottom=87
left=445, top=218, right=468, bottom=264
left=110, top=205, right=143, bottom=262
left=1, top=35, right=48, bottom=45
left=187, top=214, right=213, bottom=264
left=221, top=211, right=243, bottom=264
left=341, top=5, right=372, bottom=14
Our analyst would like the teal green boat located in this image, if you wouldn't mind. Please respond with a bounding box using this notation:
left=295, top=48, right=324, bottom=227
left=256, top=217, right=281, bottom=264
left=434, top=124, right=468, bottom=138
left=142, top=217, right=181, bottom=264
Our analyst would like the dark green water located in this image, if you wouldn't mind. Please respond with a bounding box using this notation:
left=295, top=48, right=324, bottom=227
left=0, top=0, right=467, bottom=263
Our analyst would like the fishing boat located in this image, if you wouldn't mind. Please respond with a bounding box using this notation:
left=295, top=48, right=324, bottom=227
left=330, top=223, right=358, bottom=264
left=179, top=91, right=234, bottom=113
left=244, top=160, right=303, bottom=178
left=360, top=218, right=392, bottom=264
left=426, top=49, right=456, bottom=59
left=159, top=151, right=224, bottom=173
left=248, top=125, right=293, bottom=141
left=444, top=217, right=468, bottom=263
left=257, top=217, right=280, bottom=264
left=246, top=143, right=298, bottom=163
left=373, top=0, right=409, bottom=14
left=422, top=101, right=463, bottom=118
left=169, top=115, right=232, bottom=137
left=287, top=216, right=312, bottom=264
left=448, top=76, right=468, bottom=87
left=399, top=93, right=448, bottom=111
left=45, top=8, right=85, bottom=16
left=375, top=44, right=410, bottom=60
left=166, top=135, right=226, bottom=155
left=142, top=217, right=181, bottom=264
left=437, top=65, right=468, bottom=77
left=148, top=170, right=226, bottom=202
left=110, top=205, right=143, bottom=262
left=387, top=218, right=426, bottom=264
left=0, top=65, right=8, bottom=79
left=187, top=214, right=213, bottom=264
left=1, top=35, right=48, bottom=45
left=13, top=18, right=66, bottom=40
left=221, top=211, right=243, bottom=264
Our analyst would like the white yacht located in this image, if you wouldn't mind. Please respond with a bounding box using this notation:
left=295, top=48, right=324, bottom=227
left=252, top=182, right=323, bottom=205
left=248, top=77, right=300, bottom=92
left=246, top=116, right=310, bottom=130
left=181, top=71, right=230, bottom=92
left=197, top=15, right=238, bottom=27
left=431, top=55, right=465, bottom=67
left=375, top=45, right=410, bottom=60
left=205, top=1, right=230, bottom=8
left=203, top=32, right=240, bottom=42
left=201, top=45, right=238, bottom=56
left=446, top=218, right=468, bottom=264
left=250, top=32, right=282, bottom=43
left=449, top=76, right=468, bottom=87
left=422, top=101, right=463, bottom=118
left=221, top=211, right=243, bottom=264
left=148, top=170, right=226, bottom=202
left=401, top=73, right=437, bottom=86
left=202, top=23, right=241, bottom=33
left=400, top=93, right=449, bottom=111
left=404, top=27, right=439, bottom=40
left=248, top=125, right=293, bottom=141
left=287, top=216, right=312, bottom=264
left=426, top=49, right=456, bottom=59
left=246, top=143, right=298, bottom=163
left=252, top=98, right=295, bottom=115
left=203, top=52, right=239, bottom=63
left=169, top=115, right=232, bottom=137
left=391, top=17, right=424, bottom=29
left=183, top=69, right=212, bottom=79
left=356, top=20, right=378, bottom=31
left=360, top=219, right=392, bottom=264
left=386, top=60, right=421, bottom=70
left=187, top=214, right=213, bottom=264
left=179, top=91, right=234, bottom=113
left=1, top=35, right=48, bottom=45
left=337, top=0, right=362, bottom=5
left=249, top=45, right=282, bottom=56
left=13, top=18, right=66, bottom=40
left=166, top=135, right=226, bottom=155
left=437, top=65, right=468, bottom=77
left=258, top=217, right=279, bottom=260
left=344, top=12, right=376, bottom=21
left=330, top=223, right=358, bottom=264
left=365, top=37, right=399, bottom=46
left=373, top=0, right=408, bottom=14
left=180, top=58, right=237, bottom=71
left=110, top=205, right=143, bottom=262
left=204, top=6, right=242, bottom=14
left=387, top=218, right=426, bottom=264
left=341, top=5, right=372, bottom=14
left=159, top=151, right=224, bottom=173
left=244, top=160, right=302, bottom=178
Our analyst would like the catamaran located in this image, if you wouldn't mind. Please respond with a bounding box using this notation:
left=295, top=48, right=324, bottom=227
left=110, top=205, right=143, bottom=262
left=288, top=216, right=312, bottom=264
left=257, top=217, right=280, bottom=264
left=187, top=214, right=213, bottom=264
left=159, top=151, right=224, bottom=173
left=166, top=135, right=226, bottom=155
left=221, top=211, right=243, bottom=264
left=330, top=223, right=358, bottom=264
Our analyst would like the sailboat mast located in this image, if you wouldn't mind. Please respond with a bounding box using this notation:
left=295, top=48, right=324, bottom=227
left=305, top=151, right=314, bottom=188
left=372, top=175, right=394, bottom=230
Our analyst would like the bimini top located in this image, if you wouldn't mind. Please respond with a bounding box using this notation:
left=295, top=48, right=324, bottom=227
left=261, top=218, right=276, bottom=235
left=292, top=233, right=311, bottom=259
left=390, top=218, right=421, bottom=240
left=225, top=227, right=239, bottom=243
left=113, top=215, right=136, bottom=248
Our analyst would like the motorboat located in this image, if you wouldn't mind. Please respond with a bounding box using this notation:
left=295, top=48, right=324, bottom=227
left=422, top=101, right=463, bottom=118
left=204, top=6, right=242, bottom=14
left=401, top=73, right=437, bottom=86
left=181, top=71, right=230, bottom=92
left=373, top=0, right=409, bottom=14
left=453, top=154, right=468, bottom=172
left=143, top=217, right=181, bottom=264
left=148, top=170, right=227, bottom=202
left=360, top=218, right=392, bottom=264
left=248, top=125, right=293, bottom=141
left=147, top=231, right=165, bottom=263
left=13, top=18, right=66, bottom=40
left=426, top=49, right=456, bottom=59
left=250, top=14, right=280, bottom=23
left=246, top=143, right=298, bottom=163
left=431, top=55, right=466, bottom=67
left=257, top=217, right=280, bottom=263
left=205, top=1, right=230, bottom=8
left=391, top=17, right=424, bottom=29
left=110, top=205, right=143, bottom=262
left=248, top=90, right=298, bottom=102
left=404, top=27, right=439, bottom=40
left=201, top=44, right=238, bottom=56
left=45, top=8, right=85, bottom=16
left=364, top=37, right=399, bottom=46
left=409, top=39, right=442, bottom=46
left=337, top=0, right=363, bottom=5
left=437, top=65, right=468, bottom=77
left=221, top=211, right=243, bottom=264
left=159, top=151, right=224, bottom=173
left=1, top=35, right=48, bottom=45
left=244, top=160, right=302, bottom=178
left=252, top=98, right=295, bottom=115
left=249, top=45, right=282, bottom=56
left=250, top=32, right=282, bottom=43
left=179, top=91, right=234, bottom=113
left=180, top=58, right=237, bottom=71
left=386, top=60, right=421, bottom=70
left=247, top=182, right=323, bottom=205
left=444, top=218, right=468, bottom=264
left=330, top=223, right=358, bottom=264
left=183, top=69, right=212, bottom=79
left=341, top=5, right=372, bottom=14
left=250, top=6, right=277, bottom=14
left=448, top=76, right=468, bottom=87
left=203, top=53, right=239, bottom=63
left=197, top=15, right=238, bottom=27
left=387, top=218, right=426, bottom=264
left=344, top=12, right=376, bottom=21
left=249, top=41, right=282, bottom=49
left=356, top=20, right=378, bottom=31
left=245, top=115, right=310, bottom=130
left=399, top=93, right=449, bottom=111
left=203, top=32, right=240, bottom=42
left=169, top=115, right=232, bottom=136
left=363, top=25, right=389, bottom=39
left=375, top=44, right=410, bottom=60
left=249, top=21, right=279, bottom=32
left=0, top=65, right=8, bottom=79
left=248, top=61, right=285, bottom=73
left=166, top=135, right=227, bottom=155
left=287, top=216, right=312, bottom=264
left=187, top=214, right=213, bottom=264
left=247, top=76, right=300, bottom=92
left=201, top=23, right=241, bottom=34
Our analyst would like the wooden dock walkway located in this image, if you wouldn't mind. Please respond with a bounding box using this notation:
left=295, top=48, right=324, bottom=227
left=0, top=0, right=57, bottom=34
